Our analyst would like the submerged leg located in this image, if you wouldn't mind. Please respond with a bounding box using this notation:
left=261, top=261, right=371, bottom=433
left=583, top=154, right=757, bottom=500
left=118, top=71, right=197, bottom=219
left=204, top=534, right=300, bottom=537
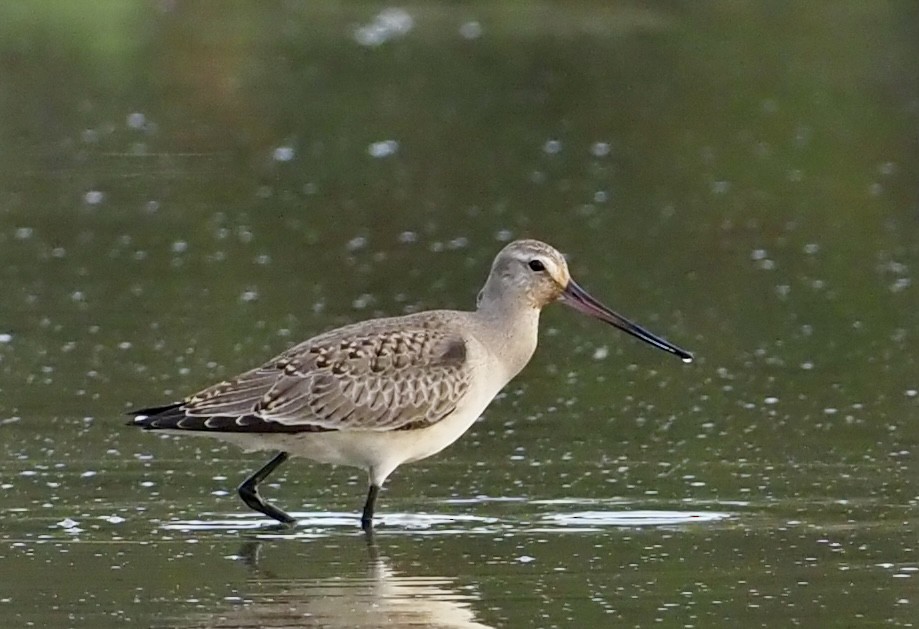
left=361, top=484, right=380, bottom=531
left=237, top=452, right=296, bottom=526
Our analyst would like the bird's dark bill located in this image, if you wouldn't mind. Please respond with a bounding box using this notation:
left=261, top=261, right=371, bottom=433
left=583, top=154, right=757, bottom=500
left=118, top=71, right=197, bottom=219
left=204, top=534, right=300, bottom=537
left=561, top=279, right=693, bottom=362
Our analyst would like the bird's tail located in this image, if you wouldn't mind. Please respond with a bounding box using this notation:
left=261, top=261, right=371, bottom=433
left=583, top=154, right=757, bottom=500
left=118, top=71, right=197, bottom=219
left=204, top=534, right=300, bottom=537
left=126, top=403, right=185, bottom=428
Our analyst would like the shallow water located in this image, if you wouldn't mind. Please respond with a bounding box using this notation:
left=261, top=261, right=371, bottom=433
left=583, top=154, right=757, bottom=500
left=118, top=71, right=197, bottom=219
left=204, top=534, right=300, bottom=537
left=1, top=2, right=918, bottom=627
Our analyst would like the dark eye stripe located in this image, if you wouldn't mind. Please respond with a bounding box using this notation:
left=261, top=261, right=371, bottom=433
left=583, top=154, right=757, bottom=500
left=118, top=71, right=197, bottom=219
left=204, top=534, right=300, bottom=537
left=528, top=260, right=545, bottom=272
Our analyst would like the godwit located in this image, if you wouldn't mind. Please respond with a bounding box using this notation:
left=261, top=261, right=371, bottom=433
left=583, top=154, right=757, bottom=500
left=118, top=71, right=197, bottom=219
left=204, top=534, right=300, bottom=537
left=130, top=239, right=692, bottom=530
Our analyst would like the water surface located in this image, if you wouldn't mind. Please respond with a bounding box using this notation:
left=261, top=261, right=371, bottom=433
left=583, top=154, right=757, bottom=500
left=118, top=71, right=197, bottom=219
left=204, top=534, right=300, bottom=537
left=1, top=2, right=917, bottom=627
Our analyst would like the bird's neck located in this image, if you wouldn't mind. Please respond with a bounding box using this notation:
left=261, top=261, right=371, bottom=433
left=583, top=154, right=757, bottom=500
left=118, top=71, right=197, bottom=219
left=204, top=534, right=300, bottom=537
left=476, top=291, right=541, bottom=380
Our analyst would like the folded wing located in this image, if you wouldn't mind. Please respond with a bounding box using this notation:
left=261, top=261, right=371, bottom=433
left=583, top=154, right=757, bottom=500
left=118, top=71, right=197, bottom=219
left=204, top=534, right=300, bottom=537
left=130, top=323, right=471, bottom=434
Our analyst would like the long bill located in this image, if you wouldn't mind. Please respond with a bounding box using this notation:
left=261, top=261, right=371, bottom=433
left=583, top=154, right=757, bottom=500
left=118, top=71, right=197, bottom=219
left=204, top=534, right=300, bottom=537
left=561, top=279, right=694, bottom=363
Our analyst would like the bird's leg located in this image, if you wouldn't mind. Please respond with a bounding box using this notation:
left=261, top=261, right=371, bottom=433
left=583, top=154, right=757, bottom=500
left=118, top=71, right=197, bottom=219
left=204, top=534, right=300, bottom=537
left=237, top=452, right=296, bottom=526
left=361, top=484, right=380, bottom=531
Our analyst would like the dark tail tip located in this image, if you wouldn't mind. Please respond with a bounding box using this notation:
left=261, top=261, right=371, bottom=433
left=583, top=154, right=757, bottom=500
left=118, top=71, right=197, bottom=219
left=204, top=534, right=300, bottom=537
left=126, top=402, right=183, bottom=428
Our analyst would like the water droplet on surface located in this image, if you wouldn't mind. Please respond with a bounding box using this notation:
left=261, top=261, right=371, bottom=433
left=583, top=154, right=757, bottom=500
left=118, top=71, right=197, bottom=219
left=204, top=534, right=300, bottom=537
left=542, top=139, right=562, bottom=155
left=126, top=112, right=146, bottom=129
left=368, top=140, right=399, bottom=158
left=346, top=236, right=368, bottom=252
left=272, top=146, right=295, bottom=162
left=458, top=20, right=483, bottom=39
left=590, top=142, right=611, bottom=157
left=84, top=190, right=105, bottom=205
left=354, top=8, right=414, bottom=47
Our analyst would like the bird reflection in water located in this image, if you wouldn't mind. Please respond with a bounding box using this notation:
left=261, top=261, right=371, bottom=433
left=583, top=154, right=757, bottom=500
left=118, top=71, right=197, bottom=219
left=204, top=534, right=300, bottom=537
left=180, top=540, right=494, bottom=629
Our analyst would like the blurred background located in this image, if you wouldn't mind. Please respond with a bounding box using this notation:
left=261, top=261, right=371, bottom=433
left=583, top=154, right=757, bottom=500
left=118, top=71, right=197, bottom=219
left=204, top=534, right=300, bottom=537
left=0, top=2, right=917, bottom=627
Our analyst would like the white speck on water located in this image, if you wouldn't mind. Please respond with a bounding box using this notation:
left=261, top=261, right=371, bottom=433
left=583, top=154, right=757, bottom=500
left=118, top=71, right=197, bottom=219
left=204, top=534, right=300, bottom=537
left=239, top=289, right=259, bottom=303
left=882, top=260, right=908, bottom=275
left=272, top=146, right=295, bottom=162
left=0, top=333, right=11, bottom=343
left=751, top=249, right=768, bottom=260
left=458, top=20, right=483, bottom=39
left=236, top=227, right=255, bottom=245
left=140, top=481, right=155, bottom=488
left=171, top=240, right=188, bottom=254
left=591, top=142, right=611, bottom=157
left=368, top=140, right=399, bottom=158
left=117, top=341, right=132, bottom=350
left=803, top=243, right=820, bottom=255
left=127, top=112, right=146, bottom=129
left=592, top=346, right=609, bottom=360
left=102, top=515, right=125, bottom=524
left=254, top=253, right=271, bottom=265
left=71, top=291, right=85, bottom=302
left=14, top=227, right=33, bottom=240
left=542, top=139, right=562, bottom=155
left=517, top=555, right=536, bottom=564
left=800, top=361, right=814, bottom=370
left=764, top=397, right=779, bottom=405
left=398, top=231, right=417, bottom=244
left=80, top=471, right=97, bottom=478
left=593, top=190, right=608, bottom=203
left=352, top=294, right=374, bottom=310
left=346, top=236, right=368, bottom=252
left=354, top=8, right=414, bottom=47
left=823, top=408, right=838, bottom=415
left=890, top=278, right=911, bottom=292
left=906, top=389, right=917, bottom=398
left=84, top=190, right=105, bottom=205
left=212, top=490, right=229, bottom=497
left=495, top=229, right=513, bottom=242
left=711, top=180, right=731, bottom=195
left=57, top=518, right=79, bottom=529
left=878, top=161, right=897, bottom=176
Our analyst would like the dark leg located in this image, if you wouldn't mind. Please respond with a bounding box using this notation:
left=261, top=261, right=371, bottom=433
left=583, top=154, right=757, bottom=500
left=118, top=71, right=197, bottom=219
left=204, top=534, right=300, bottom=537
left=237, top=452, right=296, bottom=526
left=361, top=484, right=380, bottom=531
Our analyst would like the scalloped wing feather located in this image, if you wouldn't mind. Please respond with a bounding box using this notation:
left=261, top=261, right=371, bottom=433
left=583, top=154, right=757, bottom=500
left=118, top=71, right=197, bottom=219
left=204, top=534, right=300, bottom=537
left=170, top=321, right=472, bottom=433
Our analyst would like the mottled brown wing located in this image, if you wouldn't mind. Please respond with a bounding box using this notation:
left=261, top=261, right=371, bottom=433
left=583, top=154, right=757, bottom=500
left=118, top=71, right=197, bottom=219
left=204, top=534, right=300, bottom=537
left=182, top=325, right=471, bottom=432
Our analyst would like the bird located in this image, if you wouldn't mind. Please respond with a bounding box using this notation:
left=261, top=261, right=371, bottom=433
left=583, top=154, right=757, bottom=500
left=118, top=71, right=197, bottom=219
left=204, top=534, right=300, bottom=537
left=129, top=239, right=692, bottom=531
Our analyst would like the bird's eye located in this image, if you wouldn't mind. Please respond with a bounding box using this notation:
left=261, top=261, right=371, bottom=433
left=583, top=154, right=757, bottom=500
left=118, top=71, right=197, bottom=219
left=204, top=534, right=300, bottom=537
left=528, top=259, right=546, bottom=272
